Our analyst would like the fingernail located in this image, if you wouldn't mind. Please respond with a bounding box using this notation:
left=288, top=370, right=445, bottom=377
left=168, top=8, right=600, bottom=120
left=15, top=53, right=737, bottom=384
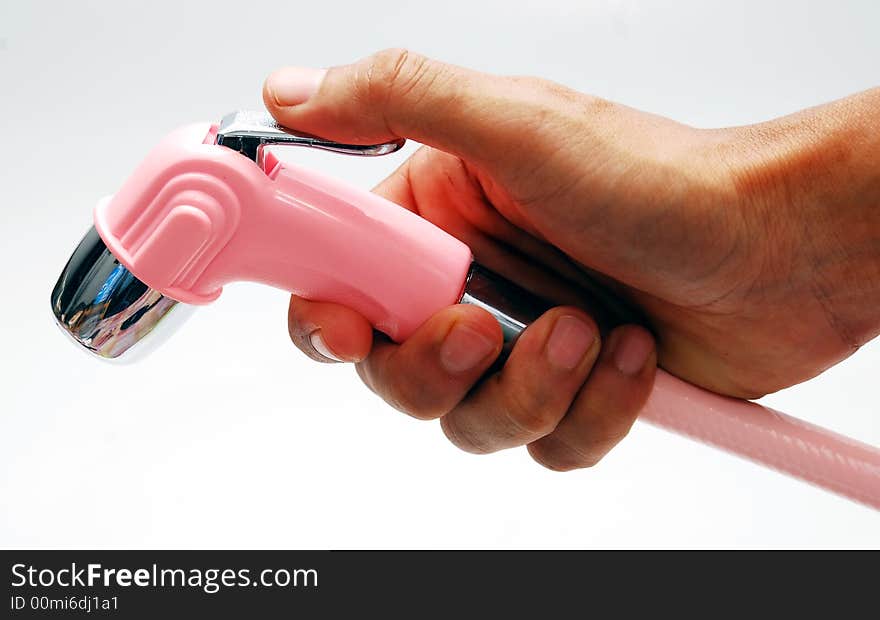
left=546, top=315, right=597, bottom=370
left=610, top=329, right=653, bottom=376
left=440, top=323, right=498, bottom=374
left=309, top=330, right=344, bottom=363
left=266, top=66, right=327, bottom=106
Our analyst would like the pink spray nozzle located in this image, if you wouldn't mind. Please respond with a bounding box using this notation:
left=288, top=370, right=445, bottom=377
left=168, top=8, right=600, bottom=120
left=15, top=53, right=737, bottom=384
left=60, top=112, right=472, bottom=360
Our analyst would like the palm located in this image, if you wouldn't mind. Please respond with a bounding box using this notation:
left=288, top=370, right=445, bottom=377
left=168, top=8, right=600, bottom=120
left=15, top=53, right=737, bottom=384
left=391, top=146, right=854, bottom=399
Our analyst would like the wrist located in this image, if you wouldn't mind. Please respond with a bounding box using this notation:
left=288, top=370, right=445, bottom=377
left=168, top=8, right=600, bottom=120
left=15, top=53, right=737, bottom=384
left=729, top=88, right=880, bottom=348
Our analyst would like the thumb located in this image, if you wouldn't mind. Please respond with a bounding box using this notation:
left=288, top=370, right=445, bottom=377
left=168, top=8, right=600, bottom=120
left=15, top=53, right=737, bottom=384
left=262, top=48, right=563, bottom=166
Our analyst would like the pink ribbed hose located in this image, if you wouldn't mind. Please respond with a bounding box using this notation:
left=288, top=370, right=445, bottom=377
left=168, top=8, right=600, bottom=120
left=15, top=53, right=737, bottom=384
left=642, top=371, right=880, bottom=510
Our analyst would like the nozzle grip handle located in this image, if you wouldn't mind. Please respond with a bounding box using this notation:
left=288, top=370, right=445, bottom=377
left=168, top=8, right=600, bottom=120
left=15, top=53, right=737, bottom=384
left=204, top=154, right=473, bottom=340
left=96, top=123, right=472, bottom=341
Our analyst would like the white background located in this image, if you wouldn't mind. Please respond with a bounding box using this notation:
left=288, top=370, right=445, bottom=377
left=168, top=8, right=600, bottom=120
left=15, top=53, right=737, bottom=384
left=1, top=0, right=878, bottom=548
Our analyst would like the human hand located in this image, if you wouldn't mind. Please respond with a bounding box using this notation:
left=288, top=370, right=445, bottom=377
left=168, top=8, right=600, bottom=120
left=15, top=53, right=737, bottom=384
left=263, top=50, right=880, bottom=470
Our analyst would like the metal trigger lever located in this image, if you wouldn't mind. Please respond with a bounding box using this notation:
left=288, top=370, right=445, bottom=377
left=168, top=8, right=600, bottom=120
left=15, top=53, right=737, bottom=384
left=214, top=110, right=406, bottom=164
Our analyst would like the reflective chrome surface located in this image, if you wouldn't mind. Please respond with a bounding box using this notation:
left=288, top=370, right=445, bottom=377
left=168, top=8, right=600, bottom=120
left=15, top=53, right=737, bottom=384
left=216, top=110, right=406, bottom=162
left=460, top=264, right=551, bottom=361
left=50, top=227, right=191, bottom=360
left=460, top=263, right=646, bottom=364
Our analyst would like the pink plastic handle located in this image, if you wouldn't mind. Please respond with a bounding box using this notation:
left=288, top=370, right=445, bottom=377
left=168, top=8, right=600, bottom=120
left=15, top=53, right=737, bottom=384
left=95, top=123, right=473, bottom=340
left=95, top=122, right=880, bottom=509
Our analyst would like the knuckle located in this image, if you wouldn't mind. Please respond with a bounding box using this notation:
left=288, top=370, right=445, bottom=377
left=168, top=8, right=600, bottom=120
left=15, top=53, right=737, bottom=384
left=364, top=48, right=433, bottom=106
left=441, top=416, right=494, bottom=455
left=583, top=406, right=636, bottom=448
left=528, top=441, right=600, bottom=472
left=384, top=373, right=445, bottom=420
left=501, top=383, right=558, bottom=438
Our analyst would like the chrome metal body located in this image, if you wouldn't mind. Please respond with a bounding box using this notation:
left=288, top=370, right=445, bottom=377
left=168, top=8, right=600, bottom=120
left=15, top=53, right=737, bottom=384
left=50, top=227, right=192, bottom=359
left=459, top=263, right=644, bottom=363
left=215, top=110, right=405, bottom=163
left=460, top=264, right=550, bottom=360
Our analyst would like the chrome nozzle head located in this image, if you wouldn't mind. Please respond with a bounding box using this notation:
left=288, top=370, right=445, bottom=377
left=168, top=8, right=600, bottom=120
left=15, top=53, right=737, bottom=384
left=51, top=226, right=191, bottom=360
